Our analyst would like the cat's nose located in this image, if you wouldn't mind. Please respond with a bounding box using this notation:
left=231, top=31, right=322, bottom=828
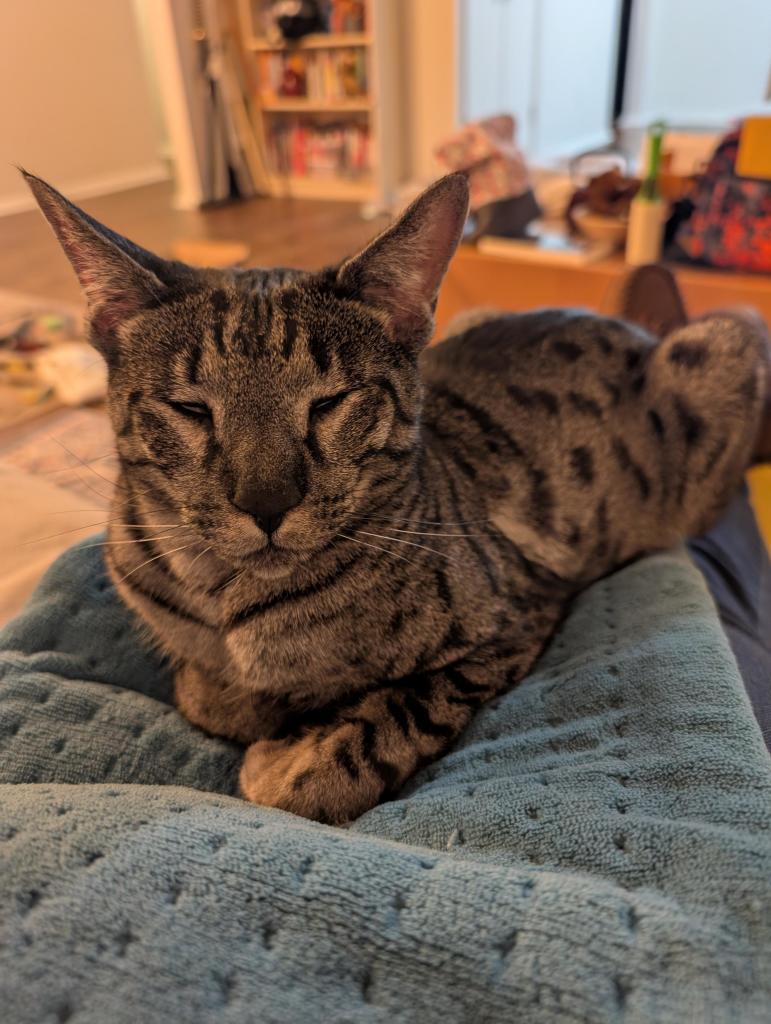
left=232, top=477, right=303, bottom=535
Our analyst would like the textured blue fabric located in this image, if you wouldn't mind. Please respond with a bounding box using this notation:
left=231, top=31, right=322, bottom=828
left=0, top=540, right=769, bottom=1024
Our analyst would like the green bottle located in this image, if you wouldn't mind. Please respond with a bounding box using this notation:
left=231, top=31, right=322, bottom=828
left=626, top=120, right=667, bottom=265
left=639, top=120, right=666, bottom=200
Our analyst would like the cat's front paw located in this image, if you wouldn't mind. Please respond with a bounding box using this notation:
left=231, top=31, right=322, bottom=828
left=175, top=664, right=268, bottom=745
left=239, top=728, right=385, bottom=824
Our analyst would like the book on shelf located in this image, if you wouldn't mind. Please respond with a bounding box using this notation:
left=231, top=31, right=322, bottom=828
left=251, top=0, right=366, bottom=39
left=329, top=0, right=366, bottom=33
left=257, top=47, right=367, bottom=103
left=266, top=119, right=370, bottom=178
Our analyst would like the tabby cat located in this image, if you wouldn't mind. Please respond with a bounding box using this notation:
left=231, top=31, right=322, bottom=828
left=24, top=171, right=767, bottom=824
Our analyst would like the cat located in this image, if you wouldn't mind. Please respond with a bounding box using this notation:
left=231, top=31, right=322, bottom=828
left=24, top=170, right=768, bottom=825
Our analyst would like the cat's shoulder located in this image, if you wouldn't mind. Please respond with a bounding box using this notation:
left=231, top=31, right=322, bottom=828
left=423, top=308, right=646, bottom=376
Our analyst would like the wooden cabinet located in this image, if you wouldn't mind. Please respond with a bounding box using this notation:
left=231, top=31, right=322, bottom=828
left=434, top=245, right=771, bottom=340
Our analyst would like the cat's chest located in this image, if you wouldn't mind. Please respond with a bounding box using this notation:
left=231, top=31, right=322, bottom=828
left=220, top=557, right=521, bottom=699
left=224, top=596, right=422, bottom=697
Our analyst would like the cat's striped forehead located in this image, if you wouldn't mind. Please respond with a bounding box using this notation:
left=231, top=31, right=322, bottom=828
left=152, top=271, right=394, bottom=402
left=187, top=282, right=311, bottom=369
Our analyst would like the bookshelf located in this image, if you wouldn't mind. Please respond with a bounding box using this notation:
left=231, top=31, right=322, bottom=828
left=260, top=99, right=372, bottom=112
left=247, top=32, right=373, bottom=52
left=236, top=0, right=399, bottom=211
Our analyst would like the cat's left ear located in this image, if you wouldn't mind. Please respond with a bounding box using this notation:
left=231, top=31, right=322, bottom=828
left=21, top=170, right=178, bottom=350
left=336, top=172, right=469, bottom=345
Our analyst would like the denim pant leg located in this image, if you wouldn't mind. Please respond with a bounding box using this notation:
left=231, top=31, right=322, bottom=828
left=688, top=484, right=771, bottom=751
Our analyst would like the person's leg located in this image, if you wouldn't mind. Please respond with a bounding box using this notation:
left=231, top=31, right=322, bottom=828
left=688, top=486, right=771, bottom=749
left=616, top=265, right=771, bottom=749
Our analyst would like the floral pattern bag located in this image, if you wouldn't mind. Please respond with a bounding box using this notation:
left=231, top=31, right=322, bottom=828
left=674, top=128, right=771, bottom=273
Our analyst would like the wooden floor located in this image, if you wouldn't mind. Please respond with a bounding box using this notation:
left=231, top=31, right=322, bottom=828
left=0, top=180, right=390, bottom=304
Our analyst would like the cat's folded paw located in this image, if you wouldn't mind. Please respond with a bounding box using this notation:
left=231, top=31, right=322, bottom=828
left=175, top=664, right=267, bottom=745
left=174, top=663, right=224, bottom=736
left=239, top=728, right=384, bottom=825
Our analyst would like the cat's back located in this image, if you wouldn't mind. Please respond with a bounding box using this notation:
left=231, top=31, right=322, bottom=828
left=418, top=309, right=661, bottom=580
left=422, top=309, right=655, bottom=392
left=420, top=308, right=657, bottom=444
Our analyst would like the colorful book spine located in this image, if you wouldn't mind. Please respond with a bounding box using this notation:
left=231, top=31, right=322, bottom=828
left=265, top=119, right=370, bottom=178
left=258, top=48, right=368, bottom=103
left=329, top=0, right=366, bottom=33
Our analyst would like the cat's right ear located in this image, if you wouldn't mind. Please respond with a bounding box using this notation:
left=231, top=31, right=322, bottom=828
left=336, top=173, right=469, bottom=347
left=21, top=170, right=175, bottom=353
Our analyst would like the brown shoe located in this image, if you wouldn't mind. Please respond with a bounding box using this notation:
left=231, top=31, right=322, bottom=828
left=614, top=263, right=688, bottom=337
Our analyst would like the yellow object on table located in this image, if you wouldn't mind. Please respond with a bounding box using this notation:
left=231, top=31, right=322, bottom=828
left=748, top=466, right=771, bottom=552
left=736, top=117, right=771, bottom=181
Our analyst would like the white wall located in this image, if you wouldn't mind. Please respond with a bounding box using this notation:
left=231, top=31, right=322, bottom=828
left=397, top=0, right=461, bottom=185
left=622, top=0, right=771, bottom=129
left=533, top=0, right=620, bottom=161
left=0, top=0, right=167, bottom=217
left=460, top=0, right=536, bottom=148
left=460, top=0, right=620, bottom=162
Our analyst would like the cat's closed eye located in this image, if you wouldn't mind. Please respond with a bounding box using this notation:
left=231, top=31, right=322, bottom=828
left=308, top=390, right=354, bottom=422
left=168, top=400, right=213, bottom=422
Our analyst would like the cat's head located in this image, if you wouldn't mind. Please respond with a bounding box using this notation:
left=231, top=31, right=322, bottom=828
left=24, top=171, right=468, bottom=577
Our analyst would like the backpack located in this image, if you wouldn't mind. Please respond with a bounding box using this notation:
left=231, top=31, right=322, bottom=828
left=673, top=128, right=771, bottom=273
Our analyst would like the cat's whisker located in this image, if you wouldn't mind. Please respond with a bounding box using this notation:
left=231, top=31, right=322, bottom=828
left=353, top=520, right=485, bottom=538
left=114, top=469, right=163, bottom=501
left=81, top=533, right=191, bottom=550
left=351, top=528, right=461, bottom=563
left=40, top=451, right=115, bottom=475
left=336, top=532, right=419, bottom=566
left=339, top=482, right=416, bottom=510
left=49, top=435, right=121, bottom=491
left=112, top=466, right=159, bottom=501
left=46, top=507, right=152, bottom=517
left=64, top=467, right=116, bottom=505
left=187, top=545, right=214, bottom=571
left=119, top=471, right=165, bottom=500
left=113, top=542, right=198, bottom=584
left=113, top=523, right=185, bottom=530
left=26, top=517, right=187, bottom=544
left=357, top=513, right=493, bottom=527
left=211, top=568, right=246, bottom=593
left=51, top=437, right=160, bottom=502
left=23, top=520, right=119, bottom=544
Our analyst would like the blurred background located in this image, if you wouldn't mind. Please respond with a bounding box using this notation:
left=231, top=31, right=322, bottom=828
left=1, top=1, right=769, bottom=275
left=0, top=0, right=770, bottom=615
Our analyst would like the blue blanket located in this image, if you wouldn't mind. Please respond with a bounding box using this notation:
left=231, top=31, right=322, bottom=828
left=1, top=540, right=769, bottom=1023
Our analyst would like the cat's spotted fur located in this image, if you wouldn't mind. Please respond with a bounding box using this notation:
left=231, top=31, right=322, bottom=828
left=25, top=171, right=767, bottom=823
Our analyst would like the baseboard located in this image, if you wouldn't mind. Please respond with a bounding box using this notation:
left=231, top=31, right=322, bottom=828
left=0, top=161, right=171, bottom=218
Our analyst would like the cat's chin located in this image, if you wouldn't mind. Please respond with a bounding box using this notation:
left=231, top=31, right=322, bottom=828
left=250, top=563, right=295, bottom=580
left=238, top=546, right=297, bottom=580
